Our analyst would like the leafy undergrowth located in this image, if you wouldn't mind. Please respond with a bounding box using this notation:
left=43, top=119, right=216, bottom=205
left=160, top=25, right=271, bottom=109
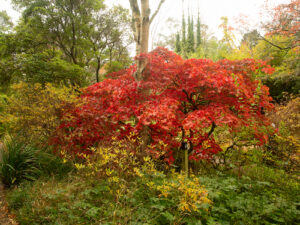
left=201, top=173, right=299, bottom=225
left=6, top=170, right=299, bottom=225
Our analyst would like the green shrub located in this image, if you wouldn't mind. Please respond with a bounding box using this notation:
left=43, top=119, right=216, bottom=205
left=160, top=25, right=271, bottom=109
left=262, top=74, right=300, bottom=102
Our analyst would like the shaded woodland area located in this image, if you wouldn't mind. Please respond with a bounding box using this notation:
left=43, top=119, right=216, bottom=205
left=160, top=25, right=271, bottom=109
left=0, top=0, right=299, bottom=224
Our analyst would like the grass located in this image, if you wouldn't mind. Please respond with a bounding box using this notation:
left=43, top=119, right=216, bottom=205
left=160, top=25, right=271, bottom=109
left=0, top=137, right=73, bottom=187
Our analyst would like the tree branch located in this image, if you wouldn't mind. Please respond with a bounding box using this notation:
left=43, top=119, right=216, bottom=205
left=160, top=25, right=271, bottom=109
left=207, top=122, right=216, bottom=138
left=259, top=34, right=291, bottom=50
left=129, top=0, right=141, bottom=43
left=150, top=0, right=166, bottom=24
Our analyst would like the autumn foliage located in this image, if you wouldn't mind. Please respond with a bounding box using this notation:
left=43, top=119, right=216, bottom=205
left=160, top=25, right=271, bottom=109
left=52, top=47, right=275, bottom=163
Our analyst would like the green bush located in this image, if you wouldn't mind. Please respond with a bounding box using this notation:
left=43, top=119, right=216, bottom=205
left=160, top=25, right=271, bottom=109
left=262, top=74, right=300, bottom=102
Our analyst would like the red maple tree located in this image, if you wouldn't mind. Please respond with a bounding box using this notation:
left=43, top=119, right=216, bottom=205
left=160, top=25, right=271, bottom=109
left=52, top=48, right=274, bottom=164
left=263, top=0, right=299, bottom=49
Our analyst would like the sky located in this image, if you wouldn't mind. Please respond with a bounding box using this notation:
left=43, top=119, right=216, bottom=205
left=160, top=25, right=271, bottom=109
left=1, top=0, right=291, bottom=51
left=108, top=0, right=290, bottom=46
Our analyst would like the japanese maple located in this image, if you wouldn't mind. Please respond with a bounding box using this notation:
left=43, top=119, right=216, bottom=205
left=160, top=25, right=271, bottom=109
left=52, top=47, right=274, bottom=164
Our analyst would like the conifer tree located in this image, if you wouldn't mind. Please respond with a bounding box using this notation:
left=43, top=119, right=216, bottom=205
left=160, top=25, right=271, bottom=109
left=181, top=12, right=186, bottom=51
left=187, top=12, right=195, bottom=53
left=175, top=33, right=181, bottom=53
left=196, top=11, right=201, bottom=47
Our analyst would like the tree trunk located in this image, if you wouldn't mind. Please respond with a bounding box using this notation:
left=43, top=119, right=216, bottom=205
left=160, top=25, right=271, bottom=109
left=129, top=0, right=166, bottom=151
left=95, top=58, right=101, bottom=83
left=129, top=0, right=165, bottom=81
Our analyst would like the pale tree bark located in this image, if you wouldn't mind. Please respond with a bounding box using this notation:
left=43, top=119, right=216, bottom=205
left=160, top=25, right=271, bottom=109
left=129, top=0, right=166, bottom=81
left=129, top=0, right=166, bottom=151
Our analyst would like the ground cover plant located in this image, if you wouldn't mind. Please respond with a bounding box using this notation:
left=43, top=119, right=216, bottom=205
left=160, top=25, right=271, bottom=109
left=5, top=169, right=299, bottom=225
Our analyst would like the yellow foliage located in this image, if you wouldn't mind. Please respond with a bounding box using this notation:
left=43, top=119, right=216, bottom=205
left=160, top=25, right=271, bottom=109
left=152, top=172, right=211, bottom=213
left=70, top=134, right=211, bottom=215
left=71, top=133, right=158, bottom=181
left=270, top=97, right=300, bottom=138
left=0, top=82, right=81, bottom=143
left=227, top=42, right=253, bottom=60
left=265, top=97, right=300, bottom=172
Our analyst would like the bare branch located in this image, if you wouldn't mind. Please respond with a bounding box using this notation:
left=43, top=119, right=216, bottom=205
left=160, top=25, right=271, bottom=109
left=150, top=0, right=166, bottom=24
left=129, top=0, right=140, bottom=16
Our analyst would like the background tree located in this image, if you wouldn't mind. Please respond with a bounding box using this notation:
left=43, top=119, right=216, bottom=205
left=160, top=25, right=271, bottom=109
left=0, top=10, right=13, bottom=33
left=241, top=30, right=260, bottom=49
left=218, top=17, right=236, bottom=58
left=186, top=14, right=195, bottom=53
left=13, top=0, right=104, bottom=67
left=196, top=11, right=201, bottom=48
left=255, top=0, right=300, bottom=101
left=0, top=0, right=131, bottom=89
left=262, top=0, right=299, bottom=50
left=181, top=12, right=187, bottom=56
left=175, top=33, right=181, bottom=53
left=85, top=5, right=132, bottom=82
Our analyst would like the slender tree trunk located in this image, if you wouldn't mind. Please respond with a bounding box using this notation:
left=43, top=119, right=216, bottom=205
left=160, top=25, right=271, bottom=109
left=129, top=0, right=165, bottom=81
left=135, top=0, right=150, bottom=80
left=129, top=0, right=166, bottom=152
left=96, top=58, right=101, bottom=83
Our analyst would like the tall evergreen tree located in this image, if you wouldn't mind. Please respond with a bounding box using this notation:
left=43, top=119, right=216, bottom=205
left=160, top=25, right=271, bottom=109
left=187, top=12, right=195, bottom=53
left=191, top=16, right=195, bottom=50
left=196, top=11, right=201, bottom=47
left=181, top=12, right=186, bottom=48
left=175, top=32, right=181, bottom=53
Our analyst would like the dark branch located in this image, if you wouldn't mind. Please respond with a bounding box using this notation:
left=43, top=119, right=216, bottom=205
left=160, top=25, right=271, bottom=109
left=150, top=0, right=166, bottom=24
left=207, top=122, right=216, bottom=138
left=259, top=34, right=292, bottom=50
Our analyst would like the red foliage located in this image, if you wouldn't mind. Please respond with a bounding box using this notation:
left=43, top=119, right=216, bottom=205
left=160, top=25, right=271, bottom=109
left=264, top=0, right=299, bottom=45
left=52, top=48, right=274, bottom=163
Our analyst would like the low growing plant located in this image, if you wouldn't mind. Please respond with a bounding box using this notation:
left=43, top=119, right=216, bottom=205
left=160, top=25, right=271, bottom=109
left=0, top=136, right=73, bottom=187
left=0, top=137, right=41, bottom=187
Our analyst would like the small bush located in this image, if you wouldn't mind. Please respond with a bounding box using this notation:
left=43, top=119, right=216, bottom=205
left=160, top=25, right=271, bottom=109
left=269, top=97, right=300, bottom=137
left=59, top=136, right=211, bottom=224
left=68, top=135, right=158, bottom=181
